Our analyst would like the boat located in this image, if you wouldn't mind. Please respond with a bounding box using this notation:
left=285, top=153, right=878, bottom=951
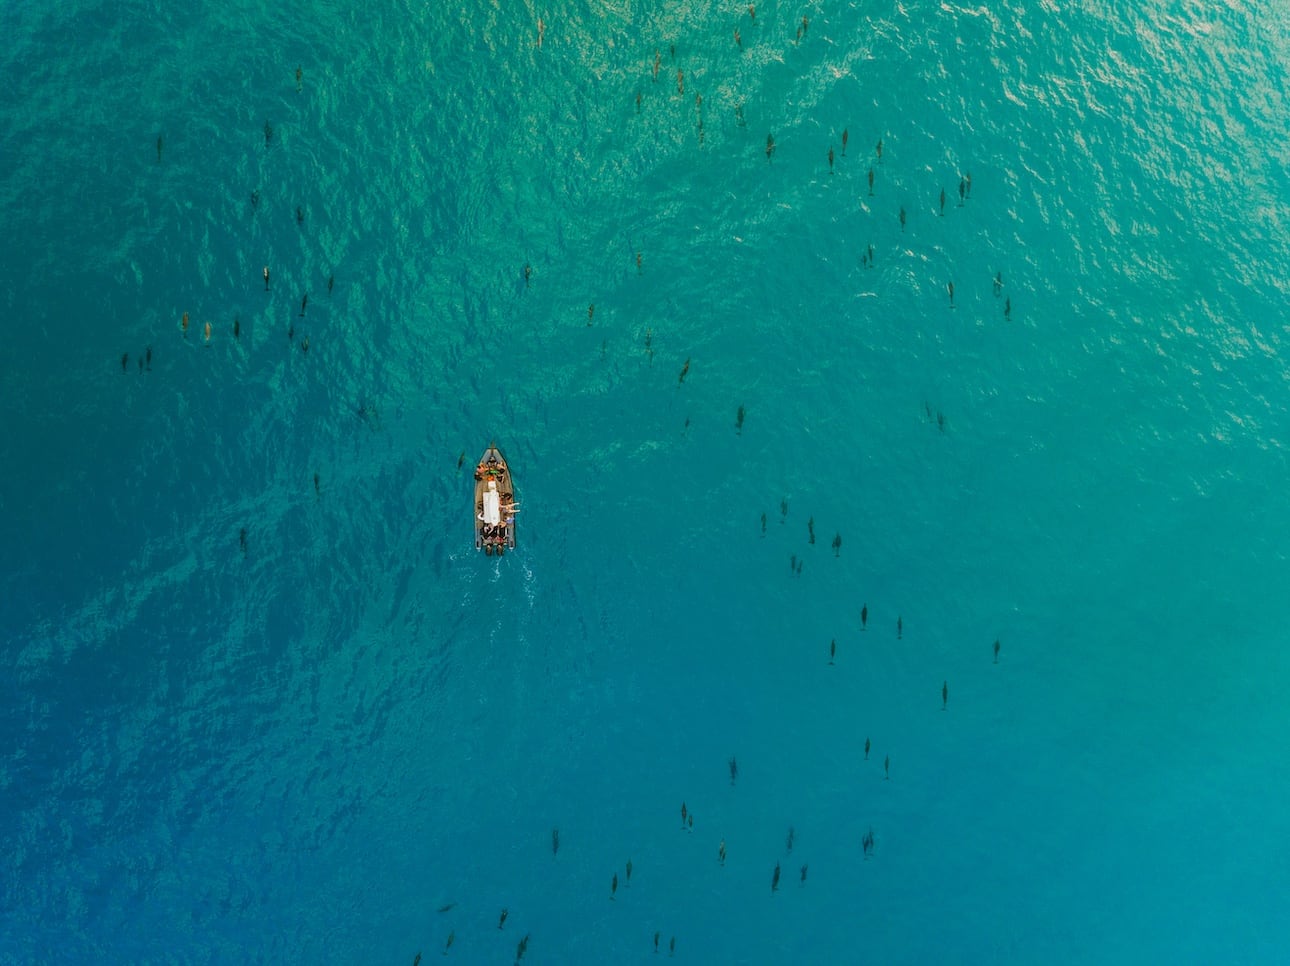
left=473, top=444, right=517, bottom=555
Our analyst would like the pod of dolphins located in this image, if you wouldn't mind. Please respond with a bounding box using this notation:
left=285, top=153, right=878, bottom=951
left=135, top=4, right=1018, bottom=959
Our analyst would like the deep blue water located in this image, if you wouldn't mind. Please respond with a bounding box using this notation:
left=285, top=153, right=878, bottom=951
left=3, top=0, right=1290, bottom=962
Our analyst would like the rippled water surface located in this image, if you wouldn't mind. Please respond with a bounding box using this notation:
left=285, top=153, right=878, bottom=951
left=3, top=1, right=1289, bottom=962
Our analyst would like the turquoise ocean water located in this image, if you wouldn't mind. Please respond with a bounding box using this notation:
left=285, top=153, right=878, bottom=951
left=3, top=0, right=1289, bottom=961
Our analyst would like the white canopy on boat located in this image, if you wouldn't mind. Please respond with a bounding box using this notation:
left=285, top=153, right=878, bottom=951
left=481, top=480, right=501, bottom=525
